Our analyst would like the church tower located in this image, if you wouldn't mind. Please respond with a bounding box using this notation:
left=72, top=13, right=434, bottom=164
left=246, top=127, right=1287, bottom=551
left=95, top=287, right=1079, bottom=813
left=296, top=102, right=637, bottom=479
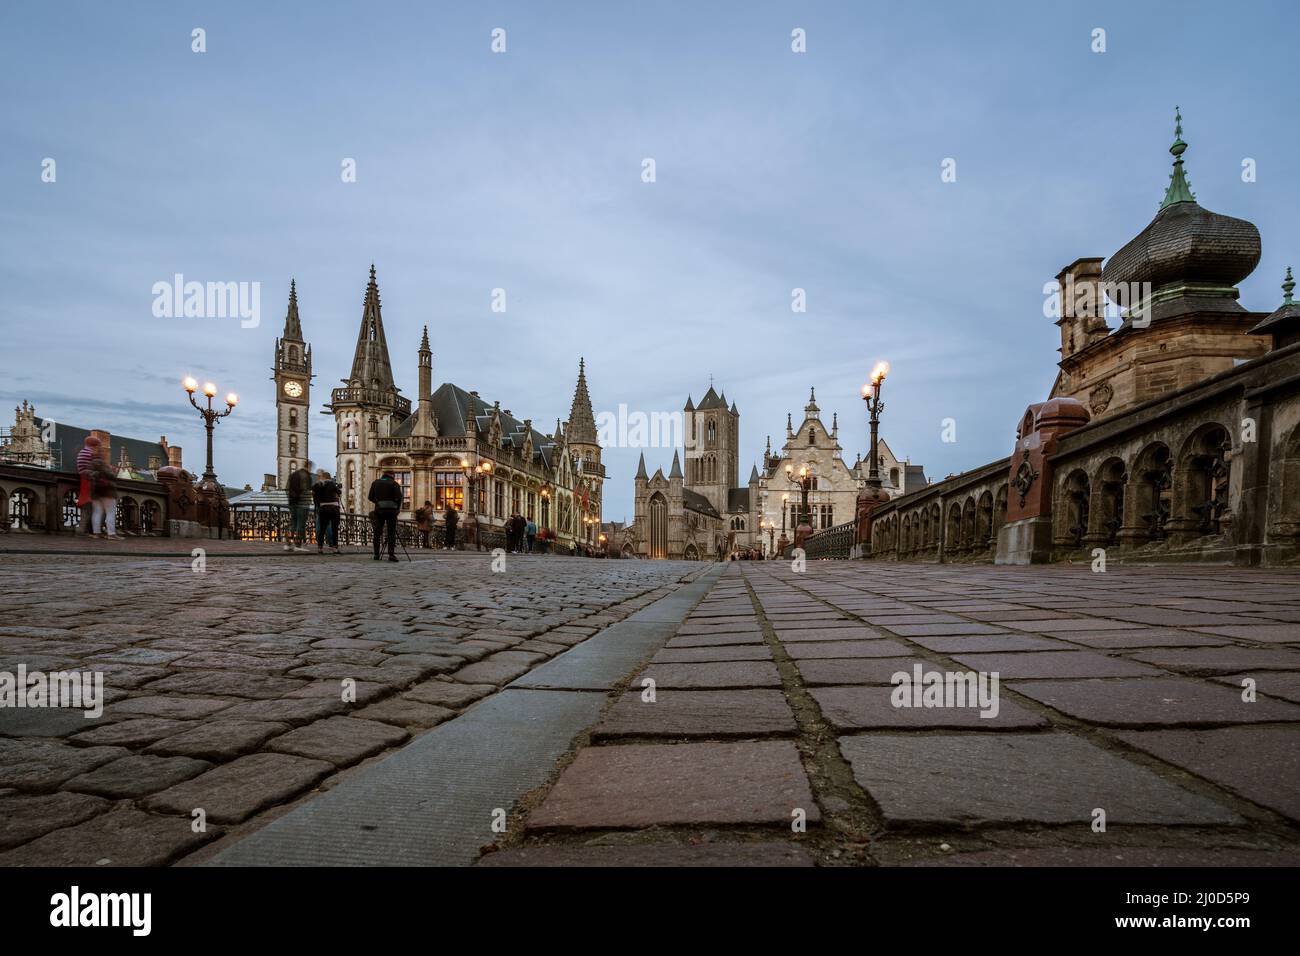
left=683, top=384, right=739, bottom=514
left=566, top=358, right=603, bottom=524
left=272, top=279, right=312, bottom=488
left=326, top=265, right=408, bottom=512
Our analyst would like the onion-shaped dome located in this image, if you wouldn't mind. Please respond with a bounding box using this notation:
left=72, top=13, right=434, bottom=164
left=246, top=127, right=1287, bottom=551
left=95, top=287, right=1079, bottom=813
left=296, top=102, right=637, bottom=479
left=1101, top=109, right=1260, bottom=320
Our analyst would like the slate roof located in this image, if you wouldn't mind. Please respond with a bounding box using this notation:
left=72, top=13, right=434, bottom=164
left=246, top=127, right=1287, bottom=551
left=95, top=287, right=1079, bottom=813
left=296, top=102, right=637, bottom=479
left=683, top=488, right=720, bottom=518
left=33, top=417, right=169, bottom=477
left=390, top=383, right=558, bottom=466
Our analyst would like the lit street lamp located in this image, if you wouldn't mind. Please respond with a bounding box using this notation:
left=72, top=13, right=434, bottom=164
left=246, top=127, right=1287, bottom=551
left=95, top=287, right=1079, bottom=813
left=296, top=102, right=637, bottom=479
left=861, top=361, right=890, bottom=489
left=786, top=462, right=815, bottom=547
left=183, top=376, right=237, bottom=484
left=460, top=457, right=491, bottom=550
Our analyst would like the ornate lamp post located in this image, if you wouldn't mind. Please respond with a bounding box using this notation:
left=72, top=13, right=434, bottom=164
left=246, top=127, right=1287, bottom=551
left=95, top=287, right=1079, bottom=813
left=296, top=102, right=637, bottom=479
left=786, top=462, right=815, bottom=549
left=183, top=376, right=237, bottom=483
left=597, top=531, right=607, bottom=558
left=860, top=361, right=889, bottom=489
left=855, top=361, right=892, bottom=555
left=460, top=457, right=491, bottom=550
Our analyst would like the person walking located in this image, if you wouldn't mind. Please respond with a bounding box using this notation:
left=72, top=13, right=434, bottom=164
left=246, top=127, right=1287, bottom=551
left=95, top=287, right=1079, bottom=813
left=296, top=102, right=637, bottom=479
left=89, top=455, right=120, bottom=539
left=312, top=469, right=342, bottom=554
left=286, top=460, right=314, bottom=552
left=75, top=435, right=101, bottom=533
left=443, top=505, right=459, bottom=550
left=367, top=470, right=402, bottom=562
left=525, top=517, right=537, bottom=553
left=414, top=500, right=433, bottom=549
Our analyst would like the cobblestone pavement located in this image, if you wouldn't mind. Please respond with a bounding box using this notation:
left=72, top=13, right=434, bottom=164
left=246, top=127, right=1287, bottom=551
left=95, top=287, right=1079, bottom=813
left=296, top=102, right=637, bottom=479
left=0, top=546, right=704, bottom=865
left=484, top=562, right=1300, bottom=867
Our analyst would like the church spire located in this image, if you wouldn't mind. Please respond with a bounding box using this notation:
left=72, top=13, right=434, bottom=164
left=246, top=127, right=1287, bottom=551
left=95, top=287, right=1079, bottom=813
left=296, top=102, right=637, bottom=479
left=283, top=278, right=302, bottom=341
left=349, top=264, right=397, bottom=392
left=1160, top=106, right=1197, bottom=209
left=567, top=357, right=598, bottom=445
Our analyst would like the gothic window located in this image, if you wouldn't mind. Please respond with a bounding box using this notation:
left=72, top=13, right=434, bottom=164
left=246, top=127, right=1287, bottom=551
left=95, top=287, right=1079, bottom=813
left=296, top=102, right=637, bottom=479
left=707, top=419, right=717, bottom=445
left=289, top=345, right=299, bottom=365
left=434, top=471, right=463, bottom=512
left=345, top=424, right=358, bottom=450
left=289, top=408, right=298, bottom=427
left=649, top=492, right=668, bottom=559
left=819, top=504, right=833, bottom=528
left=809, top=428, right=816, bottom=446
left=494, top=479, right=505, bottom=517
left=890, top=467, right=900, bottom=487
left=289, top=435, right=298, bottom=455
left=511, top=485, right=522, bottom=516
left=391, top=471, right=413, bottom=510
left=527, top=492, right=536, bottom=521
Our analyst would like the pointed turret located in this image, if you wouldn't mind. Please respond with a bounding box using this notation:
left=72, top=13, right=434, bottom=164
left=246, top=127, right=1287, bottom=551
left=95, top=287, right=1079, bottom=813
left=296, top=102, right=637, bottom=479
left=684, top=394, right=695, bottom=412
left=669, top=451, right=683, bottom=479
left=748, top=463, right=760, bottom=484
left=1249, top=266, right=1300, bottom=350
left=566, top=357, right=598, bottom=445
left=636, top=452, right=649, bottom=481
left=1161, top=106, right=1196, bottom=208
left=349, top=265, right=397, bottom=392
left=283, top=278, right=303, bottom=341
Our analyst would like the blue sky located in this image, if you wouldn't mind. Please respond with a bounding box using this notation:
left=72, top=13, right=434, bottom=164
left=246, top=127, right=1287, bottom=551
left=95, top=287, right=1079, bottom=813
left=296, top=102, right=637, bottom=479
left=2, top=1, right=1297, bottom=521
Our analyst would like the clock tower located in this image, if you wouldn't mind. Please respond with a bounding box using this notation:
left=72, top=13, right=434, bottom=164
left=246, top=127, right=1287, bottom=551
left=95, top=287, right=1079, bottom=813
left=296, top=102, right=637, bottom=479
left=272, top=279, right=312, bottom=488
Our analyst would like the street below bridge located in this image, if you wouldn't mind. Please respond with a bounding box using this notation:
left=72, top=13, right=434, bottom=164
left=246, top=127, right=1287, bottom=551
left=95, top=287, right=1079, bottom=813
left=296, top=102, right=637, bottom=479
left=1, top=542, right=1297, bottom=866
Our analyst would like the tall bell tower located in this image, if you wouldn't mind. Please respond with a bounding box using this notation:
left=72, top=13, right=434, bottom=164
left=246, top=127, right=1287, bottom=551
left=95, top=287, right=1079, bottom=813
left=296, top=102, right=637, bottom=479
left=272, top=279, right=312, bottom=488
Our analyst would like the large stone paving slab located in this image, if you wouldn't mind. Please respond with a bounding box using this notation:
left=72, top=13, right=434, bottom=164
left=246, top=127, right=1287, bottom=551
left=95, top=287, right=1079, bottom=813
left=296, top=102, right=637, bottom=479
left=838, top=733, right=1241, bottom=826
left=592, top=689, right=797, bottom=739
left=949, top=650, right=1163, bottom=679
left=795, top=657, right=939, bottom=686
left=636, top=661, right=782, bottom=689
left=810, top=685, right=1047, bottom=730
left=1116, top=726, right=1300, bottom=822
left=527, top=740, right=819, bottom=829
left=1011, top=677, right=1300, bottom=727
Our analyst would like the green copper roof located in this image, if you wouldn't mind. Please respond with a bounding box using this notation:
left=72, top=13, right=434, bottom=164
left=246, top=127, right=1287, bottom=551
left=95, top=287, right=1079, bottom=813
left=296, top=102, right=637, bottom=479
left=1160, top=106, right=1197, bottom=208
left=1283, top=266, right=1296, bottom=305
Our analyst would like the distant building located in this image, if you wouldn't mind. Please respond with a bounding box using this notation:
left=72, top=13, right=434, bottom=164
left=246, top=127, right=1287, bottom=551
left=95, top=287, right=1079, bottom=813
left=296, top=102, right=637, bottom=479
left=271, top=267, right=605, bottom=550
left=626, top=384, right=925, bottom=559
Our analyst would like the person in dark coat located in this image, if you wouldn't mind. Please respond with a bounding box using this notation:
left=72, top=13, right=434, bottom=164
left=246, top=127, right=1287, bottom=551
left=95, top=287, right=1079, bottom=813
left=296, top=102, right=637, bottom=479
left=286, top=460, right=314, bottom=552
left=443, top=506, right=458, bottom=550
left=312, top=469, right=342, bottom=554
left=367, top=471, right=402, bottom=562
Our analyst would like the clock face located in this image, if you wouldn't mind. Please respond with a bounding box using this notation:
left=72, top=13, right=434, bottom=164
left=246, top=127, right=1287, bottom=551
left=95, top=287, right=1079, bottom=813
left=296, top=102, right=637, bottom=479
left=283, top=381, right=303, bottom=398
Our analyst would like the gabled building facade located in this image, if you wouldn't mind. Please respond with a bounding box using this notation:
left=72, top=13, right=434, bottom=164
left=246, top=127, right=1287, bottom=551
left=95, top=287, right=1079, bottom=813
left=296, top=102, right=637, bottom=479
left=275, top=266, right=604, bottom=549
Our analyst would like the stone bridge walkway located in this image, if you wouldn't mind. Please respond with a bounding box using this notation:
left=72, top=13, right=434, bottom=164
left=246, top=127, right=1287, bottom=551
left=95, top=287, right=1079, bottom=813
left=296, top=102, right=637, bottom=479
left=0, top=548, right=706, bottom=864
left=483, top=562, right=1300, bottom=866
left=3, top=549, right=1298, bottom=866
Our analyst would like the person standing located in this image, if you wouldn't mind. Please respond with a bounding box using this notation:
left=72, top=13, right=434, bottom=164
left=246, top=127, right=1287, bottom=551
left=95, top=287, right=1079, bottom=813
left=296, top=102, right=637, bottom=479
left=368, top=470, right=401, bottom=562
left=286, top=460, right=314, bottom=552
left=75, top=435, right=101, bottom=532
left=525, top=517, right=537, bottom=553
left=443, top=505, right=459, bottom=550
left=89, top=456, right=120, bottom=539
left=414, top=500, right=433, bottom=549
left=312, top=469, right=342, bottom=554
